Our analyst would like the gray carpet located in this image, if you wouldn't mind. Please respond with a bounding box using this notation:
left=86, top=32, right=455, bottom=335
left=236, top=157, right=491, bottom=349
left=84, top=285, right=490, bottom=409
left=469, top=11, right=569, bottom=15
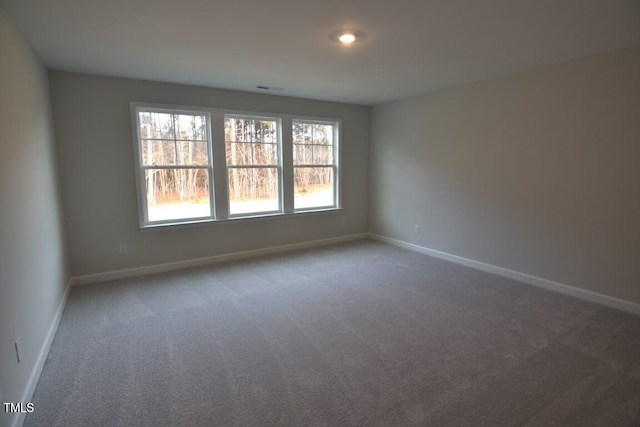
left=26, top=239, right=640, bottom=426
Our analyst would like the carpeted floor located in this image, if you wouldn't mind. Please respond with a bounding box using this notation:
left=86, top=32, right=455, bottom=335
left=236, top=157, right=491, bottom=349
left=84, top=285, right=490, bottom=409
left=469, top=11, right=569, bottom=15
left=26, top=239, right=640, bottom=426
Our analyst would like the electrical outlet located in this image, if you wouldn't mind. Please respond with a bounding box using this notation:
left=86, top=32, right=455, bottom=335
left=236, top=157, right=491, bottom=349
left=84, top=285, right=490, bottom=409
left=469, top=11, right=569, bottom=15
left=414, top=224, right=420, bottom=234
left=119, top=244, right=128, bottom=255
left=15, top=337, right=21, bottom=364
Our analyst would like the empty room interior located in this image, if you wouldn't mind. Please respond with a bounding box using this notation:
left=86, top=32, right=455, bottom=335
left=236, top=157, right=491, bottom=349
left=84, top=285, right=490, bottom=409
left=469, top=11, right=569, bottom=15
left=2, top=0, right=640, bottom=426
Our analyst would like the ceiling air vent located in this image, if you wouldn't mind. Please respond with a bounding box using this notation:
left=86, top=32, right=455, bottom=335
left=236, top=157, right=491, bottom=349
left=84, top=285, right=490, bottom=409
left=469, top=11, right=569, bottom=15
left=256, top=85, right=284, bottom=91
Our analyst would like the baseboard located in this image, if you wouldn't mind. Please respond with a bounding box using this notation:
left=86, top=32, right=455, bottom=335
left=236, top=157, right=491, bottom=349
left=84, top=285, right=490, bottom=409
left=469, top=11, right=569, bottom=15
left=368, top=233, right=640, bottom=316
left=11, top=279, right=72, bottom=427
left=72, top=233, right=369, bottom=286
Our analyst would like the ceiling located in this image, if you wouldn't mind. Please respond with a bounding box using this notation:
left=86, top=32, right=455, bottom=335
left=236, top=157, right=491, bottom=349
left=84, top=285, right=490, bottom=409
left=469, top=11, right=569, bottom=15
left=2, top=0, right=640, bottom=105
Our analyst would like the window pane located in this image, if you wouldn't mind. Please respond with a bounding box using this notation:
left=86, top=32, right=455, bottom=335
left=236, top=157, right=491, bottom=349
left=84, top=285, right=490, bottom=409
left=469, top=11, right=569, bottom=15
left=175, top=114, right=207, bottom=141
left=294, top=167, right=334, bottom=209
left=252, top=143, right=277, bottom=165
left=292, top=144, right=333, bottom=166
left=225, top=142, right=277, bottom=166
left=141, top=140, right=176, bottom=166
left=293, top=144, right=313, bottom=165
left=292, top=123, right=309, bottom=144
left=139, top=112, right=175, bottom=139
left=226, top=142, right=250, bottom=165
left=225, top=117, right=277, bottom=143
left=292, top=122, right=334, bottom=146
left=176, top=141, right=208, bottom=165
left=313, top=124, right=334, bottom=145
left=193, top=115, right=207, bottom=141
left=145, top=168, right=211, bottom=222
left=313, top=145, right=333, bottom=165
left=228, top=167, right=279, bottom=215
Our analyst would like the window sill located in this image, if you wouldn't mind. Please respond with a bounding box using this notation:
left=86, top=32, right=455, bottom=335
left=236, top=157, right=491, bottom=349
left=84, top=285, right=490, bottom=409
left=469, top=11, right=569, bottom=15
left=139, top=208, right=343, bottom=231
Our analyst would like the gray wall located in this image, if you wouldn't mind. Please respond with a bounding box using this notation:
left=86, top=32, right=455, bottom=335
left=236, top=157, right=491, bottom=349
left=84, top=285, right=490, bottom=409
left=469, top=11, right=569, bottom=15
left=49, top=72, right=370, bottom=277
left=371, top=45, right=640, bottom=305
left=0, top=8, right=69, bottom=427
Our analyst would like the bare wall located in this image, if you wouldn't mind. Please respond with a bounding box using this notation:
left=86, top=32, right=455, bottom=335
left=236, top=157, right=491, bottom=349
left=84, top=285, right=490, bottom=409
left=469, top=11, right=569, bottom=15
left=0, top=8, right=69, bottom=427
left=49, top=72, right=370, bottom=277
left=370, top=45, right=640, bottom=304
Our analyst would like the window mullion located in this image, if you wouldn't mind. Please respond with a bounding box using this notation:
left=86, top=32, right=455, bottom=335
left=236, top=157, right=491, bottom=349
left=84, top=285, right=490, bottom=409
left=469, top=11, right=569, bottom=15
left=281, top=117, right=294, bottom=214
left=172, top=114, right=178, bottom=165
left=335, top=121, right=341, bottom=208
left=211, top=110, right=229, bottom=219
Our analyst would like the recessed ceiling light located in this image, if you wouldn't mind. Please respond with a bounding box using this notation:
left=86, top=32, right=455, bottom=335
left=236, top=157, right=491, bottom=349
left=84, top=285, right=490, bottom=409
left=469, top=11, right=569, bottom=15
left=339, top=33, right=357, bottom=44
left=332, top=30, right=363, bottom=45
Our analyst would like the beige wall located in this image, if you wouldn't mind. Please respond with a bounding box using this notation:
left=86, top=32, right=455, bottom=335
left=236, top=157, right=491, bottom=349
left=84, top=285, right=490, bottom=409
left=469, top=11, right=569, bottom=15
left=370, top=45, right=640, bottom=304
left=49, top=72, right=370, bottom=277
left=0, top=8, right=69, bottom=427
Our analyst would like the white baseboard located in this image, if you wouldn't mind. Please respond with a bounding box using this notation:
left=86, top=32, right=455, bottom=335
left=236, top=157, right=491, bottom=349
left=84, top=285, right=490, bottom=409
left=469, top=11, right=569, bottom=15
left=368, top=233, right=640, bottom=316
left=71, top=233, right=369, bottom=286
left=11, top=279, right=72, bottom=427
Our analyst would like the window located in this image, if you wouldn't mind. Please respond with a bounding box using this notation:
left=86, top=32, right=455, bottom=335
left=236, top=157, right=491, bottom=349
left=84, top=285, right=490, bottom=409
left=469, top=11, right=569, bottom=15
left=293, top=120, right=338, bottom=210
left=225, top=115, right=281, bottom=215
left=131, top=102, right=340, bottom=228
left=132, top=106, right=214, bottom=226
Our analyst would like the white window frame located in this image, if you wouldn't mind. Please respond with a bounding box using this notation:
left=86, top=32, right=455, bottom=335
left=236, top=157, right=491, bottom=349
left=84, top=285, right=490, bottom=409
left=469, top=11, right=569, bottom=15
left=224, top=114, right=283, bottom=217
left=292, top=119, right=340, bottom=211
left=130, top=102, right=341, bottom=229
left=130, top=103, right=215, bottom=227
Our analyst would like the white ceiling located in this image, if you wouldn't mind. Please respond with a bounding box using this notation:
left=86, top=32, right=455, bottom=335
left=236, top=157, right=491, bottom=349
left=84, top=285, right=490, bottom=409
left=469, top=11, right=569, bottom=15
left=2, top=0, right=640, bottom=105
